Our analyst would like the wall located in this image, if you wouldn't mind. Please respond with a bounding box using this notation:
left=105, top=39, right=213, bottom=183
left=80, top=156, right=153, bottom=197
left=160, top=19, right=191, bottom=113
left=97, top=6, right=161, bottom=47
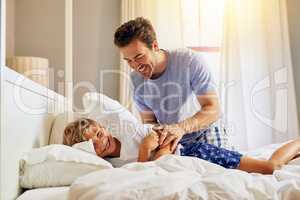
left=14, top=0, right=65, bottom=94
left=73, top=0, right=120, bottom=110
left=6, top=0, right=14, bottom=57
left=287, top=0, right=300, bottom=124
left=13, top=0, right=121, bottom=104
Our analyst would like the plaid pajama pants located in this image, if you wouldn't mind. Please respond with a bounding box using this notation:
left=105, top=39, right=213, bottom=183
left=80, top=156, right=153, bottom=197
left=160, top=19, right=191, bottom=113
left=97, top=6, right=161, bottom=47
left=178, top=122, right=243, bottom=169
left=194, top=121, right=230, bottom=149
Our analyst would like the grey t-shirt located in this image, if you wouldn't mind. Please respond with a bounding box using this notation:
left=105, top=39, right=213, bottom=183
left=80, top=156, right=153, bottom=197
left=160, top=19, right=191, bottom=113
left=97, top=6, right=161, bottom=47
left=130, top=48, right=216, bottom=124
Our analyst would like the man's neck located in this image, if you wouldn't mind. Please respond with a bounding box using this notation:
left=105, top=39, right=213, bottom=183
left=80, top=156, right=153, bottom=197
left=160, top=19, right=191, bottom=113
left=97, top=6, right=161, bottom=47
left=151, top=50, right=168, bottom=79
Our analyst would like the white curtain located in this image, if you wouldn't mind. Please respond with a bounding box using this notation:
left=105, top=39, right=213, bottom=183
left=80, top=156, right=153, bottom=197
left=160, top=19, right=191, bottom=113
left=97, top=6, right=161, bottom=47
left=220, top=0, right=299, bottom=151
left=119, top=0, right=184, bottom=120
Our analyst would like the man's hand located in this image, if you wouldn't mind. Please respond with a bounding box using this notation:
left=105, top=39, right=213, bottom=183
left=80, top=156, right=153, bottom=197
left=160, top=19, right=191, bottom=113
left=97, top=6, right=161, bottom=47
left=153, top=124, right=185, bottom=151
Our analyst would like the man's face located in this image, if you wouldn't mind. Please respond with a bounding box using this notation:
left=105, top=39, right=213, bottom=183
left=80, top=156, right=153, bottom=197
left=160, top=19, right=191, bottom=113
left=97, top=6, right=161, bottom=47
left=120, top=39, right=158, bottom=79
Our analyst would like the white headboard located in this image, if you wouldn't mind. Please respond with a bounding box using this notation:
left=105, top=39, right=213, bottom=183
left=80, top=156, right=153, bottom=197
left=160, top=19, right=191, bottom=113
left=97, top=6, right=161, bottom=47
left=1, top=66, right=66, bottom=200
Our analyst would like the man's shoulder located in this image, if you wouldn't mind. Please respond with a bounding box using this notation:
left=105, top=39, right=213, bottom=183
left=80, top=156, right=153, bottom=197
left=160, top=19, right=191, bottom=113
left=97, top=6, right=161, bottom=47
left=169, top=48, right=196, bottom=59
left=168, top=48, right=200, bottom=66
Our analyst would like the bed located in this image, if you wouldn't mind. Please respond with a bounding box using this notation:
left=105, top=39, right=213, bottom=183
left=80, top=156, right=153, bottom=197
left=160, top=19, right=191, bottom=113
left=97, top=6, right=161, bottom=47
left=68, top=146, right=300, bottom=200
left=17, top=187, right=69, bottom=200
left=2, top=66, right=300, bottom=200
left=1, top=66, right=67, bottom=200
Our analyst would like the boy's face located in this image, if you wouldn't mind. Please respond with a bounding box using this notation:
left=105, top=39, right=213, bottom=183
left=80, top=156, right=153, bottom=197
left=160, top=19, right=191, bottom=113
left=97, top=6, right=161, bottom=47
left=120, top=39, right=159, bottom=79
left=83, top=123, right=116, bottom=157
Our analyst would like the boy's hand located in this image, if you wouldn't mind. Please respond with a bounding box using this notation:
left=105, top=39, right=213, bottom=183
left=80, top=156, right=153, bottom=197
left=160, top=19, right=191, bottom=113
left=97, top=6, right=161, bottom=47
left=153, top=124, right=185, bottom=151
left=141, top=131, right=159, bottom=151
left=153, top=143, right=173, bottom=160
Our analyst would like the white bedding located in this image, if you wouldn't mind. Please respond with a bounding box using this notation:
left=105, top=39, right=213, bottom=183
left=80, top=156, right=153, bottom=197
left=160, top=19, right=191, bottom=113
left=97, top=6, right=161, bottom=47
left=68, top=143, right=300, bottom=200
left=17, top=187, right=69, bottom=200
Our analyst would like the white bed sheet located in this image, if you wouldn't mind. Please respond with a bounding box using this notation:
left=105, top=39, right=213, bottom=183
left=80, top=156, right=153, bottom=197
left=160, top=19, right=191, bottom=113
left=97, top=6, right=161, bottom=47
left=17, top=187, right=69, bottom=200
left=68, top=143, right=300, bottom=200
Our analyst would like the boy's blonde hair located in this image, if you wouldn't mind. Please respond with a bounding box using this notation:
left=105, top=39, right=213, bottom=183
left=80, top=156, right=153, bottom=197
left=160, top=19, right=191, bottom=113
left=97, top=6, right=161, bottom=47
left=63, top=118, right=97, bottom=146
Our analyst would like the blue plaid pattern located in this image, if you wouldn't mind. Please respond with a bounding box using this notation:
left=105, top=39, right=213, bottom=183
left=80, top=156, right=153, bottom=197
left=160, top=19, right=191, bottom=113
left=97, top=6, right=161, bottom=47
left=181, top=121, right=231, bottom=150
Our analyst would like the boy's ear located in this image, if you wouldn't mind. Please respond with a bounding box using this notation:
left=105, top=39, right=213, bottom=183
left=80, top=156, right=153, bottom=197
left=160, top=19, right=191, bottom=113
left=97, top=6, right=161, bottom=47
left=152, top=40, right=159, bottom=51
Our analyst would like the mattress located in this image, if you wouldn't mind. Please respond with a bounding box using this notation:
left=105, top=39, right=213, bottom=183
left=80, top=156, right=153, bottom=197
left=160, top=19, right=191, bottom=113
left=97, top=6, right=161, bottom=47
left=16, top=186, right=69, bottom=200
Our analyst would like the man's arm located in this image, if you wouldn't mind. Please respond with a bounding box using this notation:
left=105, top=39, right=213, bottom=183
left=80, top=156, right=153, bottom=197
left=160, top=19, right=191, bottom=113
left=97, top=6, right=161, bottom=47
left=159, top=91, right=221, bottom=150
left=140, top=110, right=158, bottom=125
left=178, top=91, right=220, bottom=133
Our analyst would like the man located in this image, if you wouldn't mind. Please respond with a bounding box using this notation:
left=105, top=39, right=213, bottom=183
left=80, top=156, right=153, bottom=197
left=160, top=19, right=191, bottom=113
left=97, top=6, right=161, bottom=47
left=114, top=17, right=229, bottom=152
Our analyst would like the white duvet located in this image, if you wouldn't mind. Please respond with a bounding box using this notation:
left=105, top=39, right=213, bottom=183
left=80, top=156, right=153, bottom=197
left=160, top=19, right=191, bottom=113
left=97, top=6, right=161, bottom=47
left=68, top=144, right=300, bottom=200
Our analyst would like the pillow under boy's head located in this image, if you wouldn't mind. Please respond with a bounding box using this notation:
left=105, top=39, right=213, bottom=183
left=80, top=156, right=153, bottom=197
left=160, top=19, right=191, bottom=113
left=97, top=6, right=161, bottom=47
left=72, top=139, right=97, bottom=155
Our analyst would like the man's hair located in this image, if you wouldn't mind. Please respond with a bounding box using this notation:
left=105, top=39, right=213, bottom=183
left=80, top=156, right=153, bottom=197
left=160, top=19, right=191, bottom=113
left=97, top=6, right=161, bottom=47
left=63, top=118, right=97, bottom=146
left=114, top=17, right=157, bottom=49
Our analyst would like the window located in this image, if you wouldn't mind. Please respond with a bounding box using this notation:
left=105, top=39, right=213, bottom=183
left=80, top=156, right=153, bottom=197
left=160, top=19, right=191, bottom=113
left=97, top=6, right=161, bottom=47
left=182, top=0, right=225, bottom=81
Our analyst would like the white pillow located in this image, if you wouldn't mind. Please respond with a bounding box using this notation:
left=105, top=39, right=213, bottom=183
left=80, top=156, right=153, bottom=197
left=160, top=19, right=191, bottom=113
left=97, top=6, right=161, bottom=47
left=49, top=112, right=85, bottom=144
left=49, top=93, right=139, bottom=145
left=72, top=139, right=97, bottom=155
left=82, top=91, right=153, bottom=139
left=20, top=144, right=113, bottom=189
left=82, top=92, right=138, bottom=124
